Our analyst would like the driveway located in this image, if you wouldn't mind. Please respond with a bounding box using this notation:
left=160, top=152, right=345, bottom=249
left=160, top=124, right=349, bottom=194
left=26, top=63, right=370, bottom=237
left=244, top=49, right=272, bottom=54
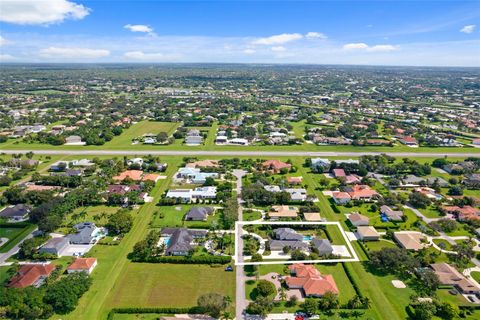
left=0, top=226, right=38, bottom=265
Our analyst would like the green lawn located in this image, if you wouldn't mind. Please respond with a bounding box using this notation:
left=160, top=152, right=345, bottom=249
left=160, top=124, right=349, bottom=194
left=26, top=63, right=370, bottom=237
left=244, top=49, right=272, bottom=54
left=0, top=224, right=37, bottom=253
left=151, top=204, right=222, bottom=229
left=66, top=205, right=120, bottom=226
left=363, top=239, right=397, bottom=252
left=62, top=158, right=180, bottom=320
left=418, top=205, right=444, bottom=219
left=471, top=271, right=480, bottom=283
left=0, top=266, right=12, bottom=285
left=104, top=121, right=180, bottom=148
left=107, top=264, right=235, bottom=308
left=432, top=239, right=453, bottom=251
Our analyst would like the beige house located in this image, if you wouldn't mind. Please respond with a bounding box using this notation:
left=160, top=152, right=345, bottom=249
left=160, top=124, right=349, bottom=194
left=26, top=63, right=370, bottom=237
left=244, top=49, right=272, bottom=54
left=303, top=212, right=322, bottom=221
left=348, top=213, right=370, bottom=226
left=268, top=205, right=299, bottom=219
left=357, top=226, right=380, bottom=241
left=431, top=263, right=480, bottom=294
left=393, top=231, right=427, bottom=251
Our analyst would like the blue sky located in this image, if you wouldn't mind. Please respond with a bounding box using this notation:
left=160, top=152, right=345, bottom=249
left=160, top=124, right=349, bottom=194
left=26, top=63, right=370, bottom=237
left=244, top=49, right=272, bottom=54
left=0, top=0, right=479, bottom=66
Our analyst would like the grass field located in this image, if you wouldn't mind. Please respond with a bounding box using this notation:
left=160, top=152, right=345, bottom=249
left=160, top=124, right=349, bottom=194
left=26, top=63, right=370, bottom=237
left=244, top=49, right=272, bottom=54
left=62, top=158, right=181, bottom=320
left=104, top=121, right=180, bottom=148
left=151, top=205, right=221, bottom=229
left=0, top=224, right=36, bottom=253
left=66, top=205, right=120, bottom=226
left=107, top=264, right=235, bottom=308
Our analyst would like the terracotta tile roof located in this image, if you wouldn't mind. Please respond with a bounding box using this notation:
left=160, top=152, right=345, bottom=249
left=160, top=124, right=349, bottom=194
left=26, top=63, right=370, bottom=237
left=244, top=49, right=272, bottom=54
left=262, top=160, right=292, bottom=171
left=113, top=170, right=160, bottom=182
left=113, top=170, right=143, bottom=181
left=286, top=264, right=339, bottom=296
left=347, top=185, right=379, bottom=199
left=8, top=264, right=55, bottom=288
left=68, top=258, right=97, bottom=271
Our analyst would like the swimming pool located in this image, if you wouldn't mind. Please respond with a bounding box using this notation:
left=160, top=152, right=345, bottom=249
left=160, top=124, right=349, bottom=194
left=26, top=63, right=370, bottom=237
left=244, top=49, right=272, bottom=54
left=303, top=236, right=313, bottom=241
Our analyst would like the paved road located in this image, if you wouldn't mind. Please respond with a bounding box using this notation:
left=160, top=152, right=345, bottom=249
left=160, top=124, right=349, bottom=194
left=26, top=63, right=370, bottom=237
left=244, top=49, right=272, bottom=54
left=0, top=227, right=38, bottom=265
left=232, top=170, right=248, bottom=320
left=1, top=149, right=480, bottom=157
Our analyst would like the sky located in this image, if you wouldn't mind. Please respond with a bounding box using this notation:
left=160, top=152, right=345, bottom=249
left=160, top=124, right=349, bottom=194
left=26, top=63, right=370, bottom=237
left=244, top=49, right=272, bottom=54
left=0, top=0, right=479, bottom=66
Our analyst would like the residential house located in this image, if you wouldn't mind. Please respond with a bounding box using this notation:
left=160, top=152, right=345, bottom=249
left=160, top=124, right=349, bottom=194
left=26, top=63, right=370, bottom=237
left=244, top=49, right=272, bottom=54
left=67, top=222, right=102, bottom=244
left=287, top=176, right=303, bottom=185
left=65, top=135, right=85, bottom=145
left=274, top=228, right=303, bottom=241
left=348, top=213, right=370, bottom=226
left=399, top=136, right=418, bottom=146
left=332, top=191, right=352, bottom=205
left=161, top=228, right=207, bottom=256
left=311, top=158, right=331, bottom=172
left=442, top=205, right=480, bottom=221
left=269, top=240, right=308, bottom=251
left=113, top=170, right=161, bottom=183
left=8, top=264, right=56, bottom=288
left=311, top=238, right=334, bottom=256
left=284, top=188, right=308, bottom=202
left=0, top=204, right=31, bottom=222
left=165, top=186, right=217, bottom=203
left=463, top=173, right=480, bottom=188
left=380, top=205, right=404, bottom=221
left=39, top=237, right=69, bottom=256
left=67, top=258, right=97, bottom=274
left=357, top=226, right=380, bottom=241
left=175, top=167, right=219, bottom=184
left=262, top=160, right=292, bottom=173
left=185, top=207, right=214, bottom=221
left=268, top=205, right=299, bottom=219
left=431, top=263, right=480, bottom=294
left=394, top=231, right=426, bottom=251
left=303, top=212, right=321, bottom=221
left=285, top=264, right=339, bottom=297
left=185, top=160, right=220, bottom=168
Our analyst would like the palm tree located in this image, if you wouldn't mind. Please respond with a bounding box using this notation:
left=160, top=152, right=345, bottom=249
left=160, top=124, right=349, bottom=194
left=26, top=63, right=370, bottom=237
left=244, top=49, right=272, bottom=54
left=221, top=311, right=233, bottom=320
left=279, top=287, right=287, bottom=301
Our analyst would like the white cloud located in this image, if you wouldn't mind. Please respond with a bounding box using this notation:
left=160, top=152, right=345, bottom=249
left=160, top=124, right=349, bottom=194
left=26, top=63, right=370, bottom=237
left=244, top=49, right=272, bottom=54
left=0, top=36, right=8, bottom=46
left=0, top=0, right=90, bottom=25
left=252, top=33, right=303, bottom=45
left=460, top=25, right=476, bottom=34
left=305, top=32, right=327, bottom=40
left=123, top=51, right=180, bottom=61
left=271, top=46, right=286, bottom=52
left=0, top=54, right=15, bottom=61
left=343, top=43, right=398, bottom=52
left=343, top=43, right=369, bottom=50
left=39, top=47, right=110, bottom=59
left=367, top=45, right=398, bottom=52
left=124, top=51, right=163, bottom=59
left=243, top=49, right=256, bottom=54
left=124, top=24, right=154, bottom=34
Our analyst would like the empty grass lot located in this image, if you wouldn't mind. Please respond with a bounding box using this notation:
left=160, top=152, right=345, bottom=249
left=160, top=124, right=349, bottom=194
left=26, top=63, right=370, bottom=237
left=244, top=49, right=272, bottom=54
left=151, top=205, right=222, bottom=229
left=104, top=121, right=180, bottom=148
left=107, top=264, right=235, bottom=308
left=62, top=159, right=180, bottom=320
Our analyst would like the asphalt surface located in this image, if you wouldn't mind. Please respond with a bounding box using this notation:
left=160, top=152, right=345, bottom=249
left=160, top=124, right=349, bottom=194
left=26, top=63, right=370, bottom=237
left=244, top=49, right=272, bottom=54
left=1, top=149, right=480, bottom=157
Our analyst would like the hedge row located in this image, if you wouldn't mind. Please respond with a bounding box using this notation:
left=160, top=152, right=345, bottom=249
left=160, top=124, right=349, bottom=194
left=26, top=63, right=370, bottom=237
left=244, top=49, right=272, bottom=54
left=107, top=307, right=202, bottom=320
left=132, top=255, right=232, bottom=264
left=0, top=222, right=31, bottom=228
left=341, top=262, right=366, bottom=303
